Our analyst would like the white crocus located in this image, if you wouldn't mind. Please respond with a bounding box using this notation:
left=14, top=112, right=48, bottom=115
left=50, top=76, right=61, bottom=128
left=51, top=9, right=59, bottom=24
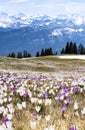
left=0, top=99, right=3, bottom=104
left=6, top=121, right=13, bottom=129
left=22, top=101, right=26, bottom=108
left=30, top=121, right=36, bottom=129
left=81, top=107, right=85, bottom=115
left=44, top=125, right=55, bottom=130
left=38, top=99, right=43, bottom=104
left=45, top=115, right=51, bottom=122
left=74, top=101, right=78, bottom=110
left=74, top=111, right=79, bottom=117
left=35, top=106, right=41, bottom=113
left=17, top=103, right=22, bottom=110
left=45, top=99, right=52, bottom=106
left=3, top=98, right=7, bottom=103
left=3, top=108, right=8, bottom=116
left=7, top=114, right=13, bottom=120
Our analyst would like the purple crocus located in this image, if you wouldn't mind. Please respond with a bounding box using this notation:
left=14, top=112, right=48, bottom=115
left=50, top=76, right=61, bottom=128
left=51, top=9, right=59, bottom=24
left=74, top=86, right=79, bottom=93
left=11, top=85, right=16, bottom=92
left=65, top=97, right=70, bottom=104
left=33, top=113, right=38, bottom=119
left=44, top=92, right=48, bottom=98
left=62, top=104, right=67, bottom=112
left=69, top=125, right=77, bottom=130
left=24, top=91, right=29, bottom=97
left=2, top=117, right=9, bottom=125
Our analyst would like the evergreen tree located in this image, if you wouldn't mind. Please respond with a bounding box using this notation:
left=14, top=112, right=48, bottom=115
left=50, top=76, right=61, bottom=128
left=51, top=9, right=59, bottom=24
left=61, top=48, right=65, bottom=54
left=17, top=52, right=22, bottom=58
left=65, top=42, right=69, bottom=54
left=56, top=51, right=57, bottom=55
left=28, top=53, right=31, bottom=57
left=78, top=44, right=85, bottom=54
left=8, top=52, right=16, bottom=58
left=73, top=42, right=77, bottom=54
left=36, top=52, right=40, bottom=57
left=41, top=49, right=45, bottom=56
left=49, top=48, right=53, bottom=55
left=69, top=42, right=73, bottom=54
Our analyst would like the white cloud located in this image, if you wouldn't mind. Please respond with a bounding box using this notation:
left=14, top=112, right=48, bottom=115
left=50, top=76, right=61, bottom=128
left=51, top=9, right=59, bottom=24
left=9, top=0, right=28, bottom=3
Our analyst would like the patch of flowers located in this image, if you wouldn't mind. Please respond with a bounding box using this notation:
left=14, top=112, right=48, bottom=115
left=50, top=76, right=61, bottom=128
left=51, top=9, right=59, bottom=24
left=0, top=72, right=85, bottom=130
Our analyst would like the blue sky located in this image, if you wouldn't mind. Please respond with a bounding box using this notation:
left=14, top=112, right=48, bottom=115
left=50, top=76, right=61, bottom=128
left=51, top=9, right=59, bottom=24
left=0, top=0, right=85, bottom=16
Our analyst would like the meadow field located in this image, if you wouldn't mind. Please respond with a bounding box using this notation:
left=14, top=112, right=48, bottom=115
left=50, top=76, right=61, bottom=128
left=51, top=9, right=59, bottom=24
left=0, top=55, right=85, bottom=130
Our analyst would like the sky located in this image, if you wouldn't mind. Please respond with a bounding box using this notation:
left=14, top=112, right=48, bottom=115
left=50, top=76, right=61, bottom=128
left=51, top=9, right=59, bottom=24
left=0, top=0, right=85, bottom=17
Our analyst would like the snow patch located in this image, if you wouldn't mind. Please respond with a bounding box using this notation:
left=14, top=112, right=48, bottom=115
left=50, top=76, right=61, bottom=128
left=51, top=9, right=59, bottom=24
left=52, top=29, right=62, bottom=36
left=58, top=55, right=85, bottom=60
left=64, top=27, right=83, bottom=33
left=74, top=16, right=83, bottom=25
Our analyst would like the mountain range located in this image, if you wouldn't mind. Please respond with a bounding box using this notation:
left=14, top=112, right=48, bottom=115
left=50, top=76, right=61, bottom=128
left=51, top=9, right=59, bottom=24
left=0, top=12, right=85, bottom=56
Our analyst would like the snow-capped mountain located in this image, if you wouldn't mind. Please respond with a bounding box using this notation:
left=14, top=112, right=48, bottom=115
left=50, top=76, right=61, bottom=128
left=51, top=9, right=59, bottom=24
left=0, top=12, right=84, bottom=28
left=0, top=12, right=85, bottom=56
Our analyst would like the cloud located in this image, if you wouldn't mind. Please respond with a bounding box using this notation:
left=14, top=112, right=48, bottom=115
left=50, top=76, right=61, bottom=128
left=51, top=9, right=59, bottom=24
left=9, top=0, right=28, bottom=3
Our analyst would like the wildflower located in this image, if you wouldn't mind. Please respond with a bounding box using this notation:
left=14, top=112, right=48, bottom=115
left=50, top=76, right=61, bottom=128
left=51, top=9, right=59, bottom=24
left=35, top=106, right=41, bottom=113
left=24, top=91, right=29, bottom=97
left=38, top=99, right=43, bottom=104
left=81, top=107, right=85, bottom=115
left=2, top=118, right=9, bottom=126
left=6, top=121, right=13, bottom=129
left=22, top=101, right=26, bottom=108
left=74, top=111, right=79, bottom=117
left=74, top=86, right=79, bottom=93
left=74, top=101, right=78, bottom=110
left=64, top=97, right=70, bottom=104
left=7, top=114, right=13, bottom=120
left=69, top=125, right=77, bottom=130
left=44, top=125, right=55, bottom=130
left=30, top=121, right=36, bottom=129
left=44, top=92, right=48, bottom=98
left=45, top=115, right=51, bottom=122
left=17, top=103, right=22, bottom=110
left=62, top=104, right=67, bottom=112
left=33, top=113, right=38, bottom=119
left=45, top=99, right=52, bottom=106
left=11, top=85, right=16, bottom=92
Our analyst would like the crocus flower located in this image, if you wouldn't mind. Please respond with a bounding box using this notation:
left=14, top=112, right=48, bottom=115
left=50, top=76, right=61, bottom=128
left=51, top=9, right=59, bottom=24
left=74, top=101, right=78, bottom=110
left=62, top=104, right=67, bottom=112
left=81, top=107, right=85, bottom=115
left=64, top=97, right=70, bottom=104
left=69, top=125, right=77, bottom=130
left=33, top=113, right=38, bottom=119
left=30, top=121, right=36, bottom=130
left=45, top=115, right=51, bottom=122
left=74, top=86, right=79, bottom=93
left=44, top=92, right=48, bottom=98
left=2, top=118, right=9, bottom=126
left=24, top=91, right=29, bottom=97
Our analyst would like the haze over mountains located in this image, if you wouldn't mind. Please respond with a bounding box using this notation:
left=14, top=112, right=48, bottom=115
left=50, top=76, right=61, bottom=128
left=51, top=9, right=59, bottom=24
left=0, top=12, right=85, bottom=56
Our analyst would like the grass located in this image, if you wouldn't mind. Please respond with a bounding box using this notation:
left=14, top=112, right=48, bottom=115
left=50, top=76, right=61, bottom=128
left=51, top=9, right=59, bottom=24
left=12, top=93, right=85, bottom=130
left=0, top=56, right=85, bottom=73
left=0, top=55, right=85, bottom=130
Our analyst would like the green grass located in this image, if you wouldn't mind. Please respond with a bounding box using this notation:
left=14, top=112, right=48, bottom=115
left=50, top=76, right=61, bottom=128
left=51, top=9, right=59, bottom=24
left=0, top=56, right=85, bottom=73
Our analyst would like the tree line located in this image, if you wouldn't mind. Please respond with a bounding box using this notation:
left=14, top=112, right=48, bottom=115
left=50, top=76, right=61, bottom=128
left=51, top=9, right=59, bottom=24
left=7, top=42, right=85, bottom=58
left=36, top=48, right=57, bottom=57
left=8, top=48, right=57, bottom=58
left=8, top=50, right=31, bottom=58
left=61, top=42, right=85, bottom=54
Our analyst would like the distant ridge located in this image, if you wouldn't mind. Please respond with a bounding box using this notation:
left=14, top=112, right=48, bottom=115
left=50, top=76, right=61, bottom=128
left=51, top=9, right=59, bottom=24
left=0, top=12, right=85, bottom=56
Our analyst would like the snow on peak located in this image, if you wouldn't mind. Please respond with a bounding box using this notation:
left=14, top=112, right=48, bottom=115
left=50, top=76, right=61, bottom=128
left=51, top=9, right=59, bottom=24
left=52, top=29, right=63, bottom=36
left=64, top=27, right=83, bottom=33
left=74, top=16, right=83, bottom=25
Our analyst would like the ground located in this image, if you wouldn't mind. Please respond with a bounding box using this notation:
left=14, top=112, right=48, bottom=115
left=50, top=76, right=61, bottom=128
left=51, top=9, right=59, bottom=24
left=0, top=55, right=85, bottom=130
